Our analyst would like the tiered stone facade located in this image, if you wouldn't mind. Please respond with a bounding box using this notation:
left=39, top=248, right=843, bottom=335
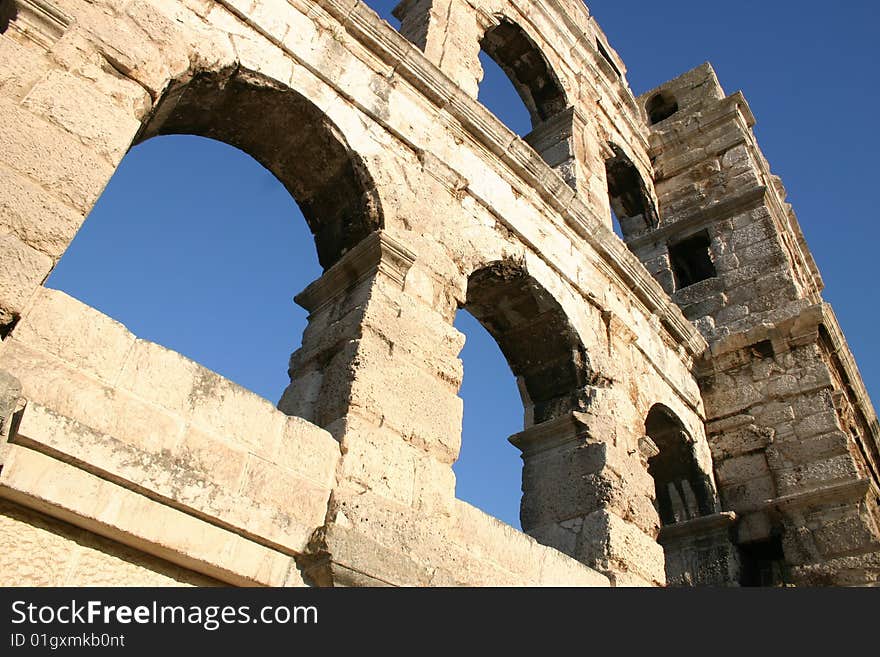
left=0, top=0, right=876, bottom=586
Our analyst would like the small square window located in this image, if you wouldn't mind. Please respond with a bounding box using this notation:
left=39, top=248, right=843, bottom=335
left=669, top=231, right=716, bottom=290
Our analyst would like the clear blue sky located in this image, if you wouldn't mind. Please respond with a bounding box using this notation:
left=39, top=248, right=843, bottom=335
left=47, top=1, right=879, bottom=530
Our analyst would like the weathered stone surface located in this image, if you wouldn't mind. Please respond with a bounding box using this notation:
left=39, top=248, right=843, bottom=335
left=0, top=232, right=52, bottom=322
left=0, top=167, right=84, bottom=259
left=0, top=499, right=218, bottom=587
left=0, top=0, right=874, bottom=589
left=12, top=287, right=135, bottom=383
left=23, top=70, right=141, bottom=159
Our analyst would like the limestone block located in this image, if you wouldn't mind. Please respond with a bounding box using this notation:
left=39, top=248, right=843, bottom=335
left=23, top=70, right=141, bottom=159
left=1, top=341, right=184, bottom=453
left=537, top=542, right=611, bottom=587
left=0, top=446, right=298, bottom=585
left=313, top=523, right=434, bottom=587
left=412, top=449, right=456, bottom=516
left=361, top=288, right=465, bottom=386
left=0, top=32, right=51, bottom=100
left=17, top=402, right=328, bottom=553
left=346, top=333, right=464, bottom=463
left=750, top=401, right=795, bottom=426
left=81, top=1, right=189, bottom=96
left=453, top=499, right=611, bottom=586
left=576, top=510, right=666, bottom=586
left=231, top=34, right=294, bottom=85
left=331, top=415, right=417, bottom=506
left=719, top=475, right=775, bottom=510
left=769, top=432, right=849, bottom=466
left=0, top=98, right=114, bottom=213
left=13, top=287, right=135, bottom=383
left=0, top=232, right=52, bottom=320
left=274, top=416, right=340, bottom=489
left=177, top=424, right=248, bottom=491
left=239, top=453, right=331, bottom=528
left=708, top=424, right=773, bottom=461
left=715, top=452, right=772, bottom=485
left=0, top=167, right=84, bottom=259
left=774, top=454, right=860, bottom=496
left=47, top=30, right=152, bottom=120
left=117, top=339, right=199, bottom=414
left=521, top=439, right=658, bottom=535
left=0, top=501, right=73, bottom=585
left=188, top=367, right=286, bottom=457
left=810, top=512, right=880, bottom=559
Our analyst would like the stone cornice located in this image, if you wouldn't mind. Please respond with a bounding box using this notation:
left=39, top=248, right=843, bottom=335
left=658, top=511, right=736, bottom=543
left=626, top=186, right=767, bottom=251
left=9, top=0, right=71, bottom=49
left=768, top=478, right=870, bottom=513
left=508, top=412, right=590, bottom=456
left=295, top=231, right=416, bottom=314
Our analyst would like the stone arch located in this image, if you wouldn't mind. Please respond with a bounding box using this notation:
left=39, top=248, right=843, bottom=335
left=605, top=143, right=659, bottom=237
left=644, top=404, right=715, bottom=525
left=479, top=17, right=569, bottom=127
left=462, top=259, right=590, bottom=426
left=0, top=0, right=16, bottom=34
left=137, top=68, right=383, bottom=270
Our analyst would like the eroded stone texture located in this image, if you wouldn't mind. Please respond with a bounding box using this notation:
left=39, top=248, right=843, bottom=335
left=0, top=0, right=875, bottom=587
left=637, top=64, right=880, bottom=586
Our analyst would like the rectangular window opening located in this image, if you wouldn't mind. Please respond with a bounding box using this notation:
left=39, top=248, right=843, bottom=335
left=596, top=39, right=621, bottom=78
left=739, top=537, right=791, bottom=587
left=669, top=230, right=716, bottom=290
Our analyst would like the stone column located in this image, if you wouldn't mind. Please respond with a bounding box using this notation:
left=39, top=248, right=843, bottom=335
left=524, top=107, right=591, bottom=200
left=393, top=0, right=484, bottom=98
left=279, top=231, right=466, bottom=584
left=510, top=409, right=667, bottom=587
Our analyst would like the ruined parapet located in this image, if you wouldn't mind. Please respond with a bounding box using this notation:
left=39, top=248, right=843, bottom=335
left=634, top=63, right=880, bottom=585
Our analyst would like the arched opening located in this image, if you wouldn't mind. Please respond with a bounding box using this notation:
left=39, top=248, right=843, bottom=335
left=460, top=260, right=590, bottom=531
left=47, top=136, right=319, bottom=402
left=477, top=49, right=532, bottom=137
left=478, top=18, right=581, bottom=193
left=458, top=261, right=591, bottom=530
left=645, top=405, right=715, bottom=525
left=464, top=261, right=590, bottom=427
left=0, top=1, right=16, bottom=34
left=47, top=69, right=382, bottom=404
left=605, top=143, right=658, bottom=238
left=646, top=91, right=679, bottom=125
left=140, top=70, right=382, bottom=271
left=479, top=18, right=567, bottom=129
left=452, top=309, right=523, bottom=529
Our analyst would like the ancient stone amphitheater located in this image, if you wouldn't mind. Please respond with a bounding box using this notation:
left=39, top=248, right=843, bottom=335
left=0, top=0, right=877, bottom=587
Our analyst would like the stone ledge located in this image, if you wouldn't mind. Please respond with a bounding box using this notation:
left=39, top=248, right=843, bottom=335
left=0, top=445, right=304, bottom=586
left=658, top=511, right=737, bottom=543
left=295, top=231, right=416, bottom=314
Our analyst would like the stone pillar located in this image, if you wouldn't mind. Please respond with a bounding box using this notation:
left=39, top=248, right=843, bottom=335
left=510, top=410, right=667, bottom=587
left=279, top=230, right=470, bottom=585
left=393, top=0, right=484, bottom=98
left=524, top=107, right=591, bottom=200
left=658, top=512, right=740, bottom=586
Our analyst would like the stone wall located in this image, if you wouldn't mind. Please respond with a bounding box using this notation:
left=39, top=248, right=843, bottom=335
left=0, top=0, right=876, bottom=586
left=636, top=64, right=880, bottom=585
